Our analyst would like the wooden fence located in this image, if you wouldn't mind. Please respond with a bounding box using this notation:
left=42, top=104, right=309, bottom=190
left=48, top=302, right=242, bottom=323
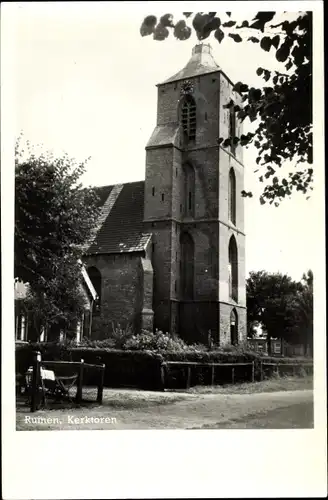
left=260, top=361, right=313, bottom=381
left=160, top=361, right=255, bottom=390
left=29, top=351, right=105, bottom=412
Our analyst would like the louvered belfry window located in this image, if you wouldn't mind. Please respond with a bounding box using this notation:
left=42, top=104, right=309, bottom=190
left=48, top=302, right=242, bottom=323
left=181, top=95, right=196, bottom=142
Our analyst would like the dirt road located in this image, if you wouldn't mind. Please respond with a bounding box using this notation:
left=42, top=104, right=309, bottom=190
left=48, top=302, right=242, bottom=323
left=17, top=388, right=313, bottom=430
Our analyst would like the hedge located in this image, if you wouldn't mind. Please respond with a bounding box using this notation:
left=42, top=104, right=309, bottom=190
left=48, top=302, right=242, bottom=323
left=15, top=342, right=165, bottom=391
left=15, top=342, right=313, bottom=391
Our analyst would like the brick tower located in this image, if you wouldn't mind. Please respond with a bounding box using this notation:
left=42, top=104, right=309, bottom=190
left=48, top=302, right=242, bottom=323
left=144, top=43, right=246, bottom=345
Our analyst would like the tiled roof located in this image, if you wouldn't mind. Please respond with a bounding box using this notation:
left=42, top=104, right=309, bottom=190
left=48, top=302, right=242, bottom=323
left=146, top=124, right=179, bottom=149
left=85, top=181, right=151, bottom=255
left=161, top=43, right=220, bottom=84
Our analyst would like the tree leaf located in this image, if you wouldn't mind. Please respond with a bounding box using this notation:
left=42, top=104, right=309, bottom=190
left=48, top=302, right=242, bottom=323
left=276, top=42, right=290, bottom=62
left=214, top=27, right=224, bottom=43
left=233, top=81, right=248, bottom=93
left=153, top=24, right=169, bottom=41
left=271, top=35, right=280, bottom=49
left=222, top=21, right=236, bottom=27
left=228, top=33, right=242, bottom=43
left=285, top=58, right=293, bottom=70
left=183, top=12, right=193, bottom=18
left=260, top=36, right=272, bottom=52
left=256, top=67, right=264, bottom=76
left=263, top=70, right=271, bottom=82
left=160, top=14, right=174, bottom=27
left=174, top=20, right=191, bottom=40
left=140, top=16, right=157, bottom=36
left=248, top=36, right=259, bottom=43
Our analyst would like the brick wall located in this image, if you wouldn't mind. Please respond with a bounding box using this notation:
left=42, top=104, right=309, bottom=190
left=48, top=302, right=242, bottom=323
left=84, top=254, right=144, bottom=339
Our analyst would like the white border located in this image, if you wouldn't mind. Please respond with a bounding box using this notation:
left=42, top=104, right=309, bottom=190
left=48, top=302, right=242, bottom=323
left=1, top=2, right=326, bottom=499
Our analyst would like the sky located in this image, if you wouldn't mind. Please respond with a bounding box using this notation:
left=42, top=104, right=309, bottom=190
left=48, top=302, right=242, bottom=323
left=5, top=2, right=324, bottom=282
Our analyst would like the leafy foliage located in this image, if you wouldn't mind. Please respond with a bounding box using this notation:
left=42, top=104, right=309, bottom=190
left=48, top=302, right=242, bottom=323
left=140, top=11, right=313, bottom=204
left=15, top=137, right=101, bottom=338
left=246, top=270, right=313, bottom=354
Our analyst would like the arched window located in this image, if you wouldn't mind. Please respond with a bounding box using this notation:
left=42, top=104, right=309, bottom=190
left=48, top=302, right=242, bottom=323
left=228, top=236, right=238, bottom=302
left=87, top=266, right=102, bottom=313
left=181, top=95, right=196, bottom=142
left=229, top=106, right=236, bottom=156
left=228, top=168, right=236, bottom=225
left=230, top=309, right=238, bottom=345
left=180, top=232, right=194, bottom=299
left=183, top=163, right=195, bottom=217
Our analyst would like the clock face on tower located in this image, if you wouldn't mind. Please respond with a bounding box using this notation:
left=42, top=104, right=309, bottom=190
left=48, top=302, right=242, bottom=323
left=180, top=80, right=194, bottom=95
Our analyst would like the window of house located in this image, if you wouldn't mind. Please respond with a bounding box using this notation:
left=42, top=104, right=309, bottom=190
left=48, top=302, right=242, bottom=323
left=180, top=232, right=194, bottom=299
left=161, top=193, right=164, bottom=202
left=181, top=95, right=196, bottom=142
left=228, top=168, right=236, bottom=225
left=152, top=187, right=155, bottom=196
left=228, top=236, right=238, bottom=302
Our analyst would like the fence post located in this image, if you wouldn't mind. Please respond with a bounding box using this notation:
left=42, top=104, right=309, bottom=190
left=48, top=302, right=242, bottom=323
left=160, top=363, right=165, bottom=391
left=30, top=350, right=41, bottom=413
left=211, top=364, right=215, bottom=386
left=260, top=361, right=263, bottom=381
left=276, top=364, right=279, bottom=377
left=232, top=367, right=235, bottom=385
left=97, top=364, right=105, bottom=404
left=76, top=359, right=84, bottom=403
left=186, top=366, right=191, bottom=390
left=251, top=361, right=255, bottom=383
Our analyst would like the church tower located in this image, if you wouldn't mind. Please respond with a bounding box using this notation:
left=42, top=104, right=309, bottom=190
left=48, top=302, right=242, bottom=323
left=144, top=44, right=246, bottom=345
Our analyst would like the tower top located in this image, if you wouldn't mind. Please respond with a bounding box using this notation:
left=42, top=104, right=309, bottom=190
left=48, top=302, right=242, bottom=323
left=160, top=43, right=220, bottom=85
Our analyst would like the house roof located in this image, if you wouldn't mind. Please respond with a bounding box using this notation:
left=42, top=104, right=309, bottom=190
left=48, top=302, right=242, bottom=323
left=85, top=180, right=151, bottom=255
left=160, top=43, right=220, bottom=85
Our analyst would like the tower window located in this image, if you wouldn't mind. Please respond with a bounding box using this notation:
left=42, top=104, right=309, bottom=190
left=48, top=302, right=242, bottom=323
left=161, top=193, right=164, bottom=201
left=152, top=187, right=155, bottom=196
left=230, top=309, right=238, bottom=345
left=228, top=236, right=238, bottom=302
left=176, top=168, right=178, bottom=177
left=181, top=95, right=196, bottom=143
left=180, top=232, right=194, bottom=299
left=205, top=112, right=208, bottom=121
left=229, top=106, right=237, bottom=156
left=183, top=163, right=195, bottom=217
left=228, top=168, right=236, bottom=225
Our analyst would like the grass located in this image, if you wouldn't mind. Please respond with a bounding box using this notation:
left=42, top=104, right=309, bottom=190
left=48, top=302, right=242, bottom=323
left=185, top=375, right=313, bottom=395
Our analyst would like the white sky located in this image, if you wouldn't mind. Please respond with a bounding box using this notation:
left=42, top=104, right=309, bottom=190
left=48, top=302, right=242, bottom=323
left=7, top=2, right=322, bottom=281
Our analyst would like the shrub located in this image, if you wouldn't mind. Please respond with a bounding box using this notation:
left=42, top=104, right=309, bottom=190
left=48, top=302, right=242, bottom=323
left=124, top=329, right=188, bottom=352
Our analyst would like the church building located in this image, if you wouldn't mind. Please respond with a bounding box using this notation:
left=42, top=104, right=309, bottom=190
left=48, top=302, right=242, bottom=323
left=84, top=43, right=247, bottom=345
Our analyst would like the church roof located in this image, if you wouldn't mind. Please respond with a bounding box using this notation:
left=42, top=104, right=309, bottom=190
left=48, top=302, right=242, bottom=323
left=160, top=43, right=220, bottom=84
left=85, top=181, right=151, bottom=255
